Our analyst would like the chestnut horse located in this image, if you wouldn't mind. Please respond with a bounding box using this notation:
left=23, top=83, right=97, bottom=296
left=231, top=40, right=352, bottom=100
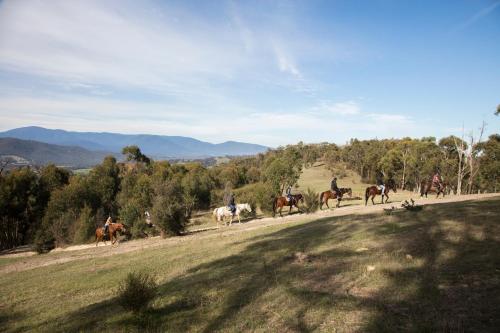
left=420, top=180, right=447, bottom=198
left=95, top=222, right=128, bottom=246
left=273, top=194, right=303, bottom=217
left=365, top=180, right=397, bottom=205
left=319, top=188, right=353, bottom=209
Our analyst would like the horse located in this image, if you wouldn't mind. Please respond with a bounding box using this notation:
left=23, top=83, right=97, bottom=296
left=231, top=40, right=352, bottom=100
left=365, top=180, right=397, bottom=205
left=319, top=187, right=353, bottom=209
left=95, top=222, right=128, bottom=246
left=273, top=193, right=303, bottom=217
left=212, top=203, right=252, bottom=227
left=420, top=180, right=447, bottom=198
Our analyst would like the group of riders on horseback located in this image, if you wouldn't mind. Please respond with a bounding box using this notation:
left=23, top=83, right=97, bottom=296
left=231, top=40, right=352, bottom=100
left=97, top=170, right=447, bottom=239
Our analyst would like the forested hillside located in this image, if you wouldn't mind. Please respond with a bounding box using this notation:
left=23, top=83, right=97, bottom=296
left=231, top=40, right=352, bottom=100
left=1, top=134, right=498, bottom=251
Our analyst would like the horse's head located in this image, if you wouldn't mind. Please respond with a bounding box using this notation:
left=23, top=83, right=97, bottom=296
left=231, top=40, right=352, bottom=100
left=387, top=179, right=397, bottom=192
left=244, top=203, right=252, bottom=213
left=344, top=188, right=353, bottom=197
left=296, top=194, right=304, bottom=202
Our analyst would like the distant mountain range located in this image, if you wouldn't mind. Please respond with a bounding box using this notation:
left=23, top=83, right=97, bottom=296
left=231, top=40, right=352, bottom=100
left=0, top=126, right=268, bottom=163
left=0, top=137, right=114, bottom=168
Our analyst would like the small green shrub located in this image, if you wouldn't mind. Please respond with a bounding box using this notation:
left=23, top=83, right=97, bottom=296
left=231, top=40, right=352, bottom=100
left=34, top=229, right=55, bottom=254
left=302, top=188, right=319, bottom=214
left=117, top=271, right=158, bottom=313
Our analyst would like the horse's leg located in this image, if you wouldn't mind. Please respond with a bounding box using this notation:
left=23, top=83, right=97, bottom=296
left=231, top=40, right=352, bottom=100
left=336, top=198, right=340, bottom=208
left=279, top=206, right=283, bottom=217
left=371, top=195, right=375, bottom=205
left=385, top=193, right=389, bottom=203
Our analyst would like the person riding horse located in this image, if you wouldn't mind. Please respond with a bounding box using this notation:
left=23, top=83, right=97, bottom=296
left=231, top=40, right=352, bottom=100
left=330, top=177, right=342, bottom=198
left=432, top=171, right=443, bottom=192
left=285, top=185, right=293, bottom=202
left=103, top=216, right=112, bottom=236
left=376, top=172, right=385, bottom=196
left=227, top=193, right=236, bottom=215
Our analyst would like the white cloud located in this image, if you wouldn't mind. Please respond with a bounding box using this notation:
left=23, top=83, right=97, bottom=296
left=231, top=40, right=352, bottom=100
left=272, top=42, right=302, bottom=78
left=312, top=101, right=361, bottom=115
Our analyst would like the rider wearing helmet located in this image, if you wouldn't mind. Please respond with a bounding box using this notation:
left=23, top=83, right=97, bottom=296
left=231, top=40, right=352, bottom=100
left=285, top=185, right=293, bottom=202
left=331, top=177, right=341, bottom=198
left=432, top=170, right=442, bottom=191
left=227, top=193, right=236, bottom=215
left=103, top=216, right=112, bottom=236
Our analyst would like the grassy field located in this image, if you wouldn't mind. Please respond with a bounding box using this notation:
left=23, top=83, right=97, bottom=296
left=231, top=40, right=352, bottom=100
left=297, top=163, right=419, bottom=208
left=1, top=196, right=499, bottom=332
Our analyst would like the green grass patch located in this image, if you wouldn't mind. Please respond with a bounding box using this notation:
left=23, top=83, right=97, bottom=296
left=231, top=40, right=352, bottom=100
left=1, top=197, right=500, bottom=332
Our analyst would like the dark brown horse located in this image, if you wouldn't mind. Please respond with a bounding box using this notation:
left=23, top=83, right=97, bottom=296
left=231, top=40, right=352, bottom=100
left=365, top=180, right=397, bottom=205
left=273, top=194, right=303, bottom=217
left=95, top=222, right=128, bottom=246
left=420, top=180, right=447, bottom=198
left=319, top=188, right=353, bottom=209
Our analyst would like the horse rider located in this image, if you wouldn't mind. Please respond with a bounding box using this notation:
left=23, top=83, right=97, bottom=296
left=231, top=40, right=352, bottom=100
left=145, top=211, right=152, bottom=227
left=285, top=185, right=293, bottom=202
left=376, top=172, right=385, bottom=196
left=432, top=170, right=443, bottom=191
left=331, top=177, right=341, bottom=198
left=227, top=192, right=236, bottom=215
left=103, top=216, right=112, bottom=235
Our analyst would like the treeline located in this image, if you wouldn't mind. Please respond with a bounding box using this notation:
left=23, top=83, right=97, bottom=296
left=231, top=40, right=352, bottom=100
left=1, top=133, right=498, bottom=251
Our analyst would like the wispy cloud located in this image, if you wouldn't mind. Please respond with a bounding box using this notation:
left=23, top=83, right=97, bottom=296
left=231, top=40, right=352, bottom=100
left=454, top=0, right=500, bottom=32
left=312, top=101, right=361, bottom=115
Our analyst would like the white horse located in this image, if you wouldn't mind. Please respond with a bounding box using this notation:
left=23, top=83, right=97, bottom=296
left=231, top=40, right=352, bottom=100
left=213, top=203, right=252, bottom=227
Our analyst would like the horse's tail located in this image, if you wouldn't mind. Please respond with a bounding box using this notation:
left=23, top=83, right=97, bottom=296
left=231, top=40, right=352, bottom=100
left=272, top=197, right=277, bottom=217
left=212, top=208, right=218, bottom=221
left=365, top=187, right=369, bottom=206
left=319, top=192, right=324, bottom=204
left=420, top=180, right=426, bottom=196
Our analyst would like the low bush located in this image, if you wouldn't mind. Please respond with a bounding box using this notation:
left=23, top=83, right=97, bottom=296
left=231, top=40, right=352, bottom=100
left=117, top=271, right=158, bottom=313
left=302, top=188, right=319, bottom=214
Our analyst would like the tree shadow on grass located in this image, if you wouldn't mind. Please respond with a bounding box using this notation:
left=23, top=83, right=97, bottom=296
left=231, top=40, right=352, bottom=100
left=362, top=197, right=500, bottom=332
left=1, top=307, right=28, bottom=333
left=50, top=197, right=500, bottom=332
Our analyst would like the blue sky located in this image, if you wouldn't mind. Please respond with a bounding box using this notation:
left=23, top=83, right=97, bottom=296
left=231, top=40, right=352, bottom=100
left=0, top=0, right=498, bottom=146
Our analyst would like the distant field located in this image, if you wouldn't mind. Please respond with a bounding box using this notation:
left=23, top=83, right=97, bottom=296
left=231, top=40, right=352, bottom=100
left=298, top=163, right=420, bottom=208
left=72, top=168, right=92, bottom=175
left=1, top=196, right=499, bottom=332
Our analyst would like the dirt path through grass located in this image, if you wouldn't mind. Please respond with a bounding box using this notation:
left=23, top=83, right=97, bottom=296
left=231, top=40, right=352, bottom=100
left=1, top=193, right=498, bottom=274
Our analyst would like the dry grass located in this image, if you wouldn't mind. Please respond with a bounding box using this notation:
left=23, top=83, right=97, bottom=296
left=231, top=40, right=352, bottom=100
left=1, top=196, right=499, bottom=332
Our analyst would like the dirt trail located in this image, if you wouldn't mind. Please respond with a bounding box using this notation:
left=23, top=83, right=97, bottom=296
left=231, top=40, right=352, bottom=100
left=1, top=193, right=498, bottom=274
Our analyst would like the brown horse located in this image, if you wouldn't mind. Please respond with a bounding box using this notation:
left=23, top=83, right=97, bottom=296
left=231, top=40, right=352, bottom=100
left=95, top=222, right=128, bottom=246
left=273, top=194, right=303, bottom=217
left=365, top=181, right=397, bottom=205
left=420, top=180, right=447, bottom=198
left=319, top=188, right=353, bottom=209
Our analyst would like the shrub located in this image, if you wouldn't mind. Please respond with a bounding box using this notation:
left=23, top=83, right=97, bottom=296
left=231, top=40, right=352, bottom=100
left=152, top=180, right=188, bottom=236
left=302, top=188, right=319, bottom=214
left=34, top=228, right=55, bottom=254
left=117, top=271, right=157, bottom=313
left=73, top=205, right=95, bottom=244
left=234, top=182, right=275, bottom=216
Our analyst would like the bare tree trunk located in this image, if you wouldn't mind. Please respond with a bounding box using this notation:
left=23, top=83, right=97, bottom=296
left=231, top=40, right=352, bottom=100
left=466, top=121, right=486, bottom=195
left=454, top=127, right=468, bottom=196
left=401, top=148, right=408, bottom=190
